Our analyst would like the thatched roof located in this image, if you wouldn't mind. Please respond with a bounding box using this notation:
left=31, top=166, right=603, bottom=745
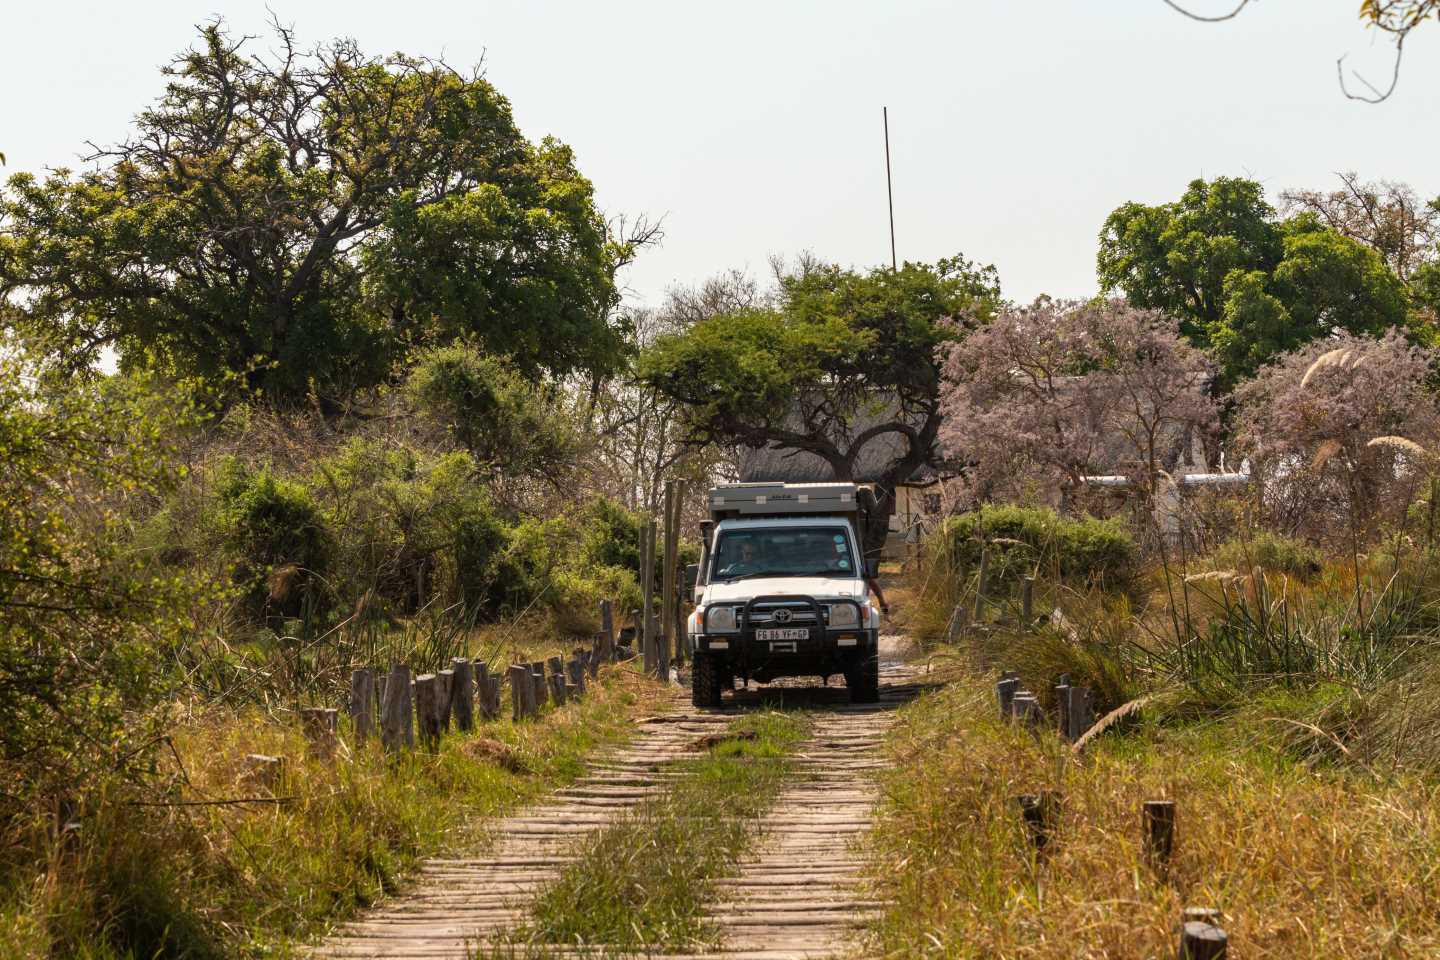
left=736, top=435, right=942, bottom=486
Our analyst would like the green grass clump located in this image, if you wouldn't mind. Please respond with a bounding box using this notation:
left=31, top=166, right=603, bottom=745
left=513, top=710, right=810, bottom=951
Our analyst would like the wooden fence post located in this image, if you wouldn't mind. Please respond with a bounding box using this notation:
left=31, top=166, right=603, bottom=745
left=548, top=673, right=566, bottom=705
left=1015, top=791, right=1059, bottom=852
left=1022, top=576, right=1035, bottom=622
left=243, top=754, right=286, bottom=791
left=642, top=520, right=658, bottom=675
left=1011, top=691, right=1040, bottom=726
left=381, top=665, right=413, bottom=752
left=1067, top=686, right=1094, bottom=741
left=414, top=675, right=442, bottom=751
left=601, top=599, right=615, bottom=658
left=567, top=658, right=587, bottom=696
left=661, top=480, right=676, bottom=680
left=529, top=661, right=548, bottom=709
left=436, top=669, right=454, bottom=731
left=997, top=671, right=1019, bottom=721
left=509, top=665, right=529, bottom=721
left=451, top=658, right=474, bottom=733
left=300, top=708, right=339, bottom=760
left=474, top=662, right=493, bottom=719
left=349, top=668, right=375, bottom=745
left=973, top=545, right=990, bottom=623
left=1144, top=799, right=1176, bottom=868
left=1055, top=682, right=1072, bottom=738
left=1179, top=920, right=1227, bottom=959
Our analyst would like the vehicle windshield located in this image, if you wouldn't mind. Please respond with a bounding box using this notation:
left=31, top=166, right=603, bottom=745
left=710, top=527, right=858, bottom=581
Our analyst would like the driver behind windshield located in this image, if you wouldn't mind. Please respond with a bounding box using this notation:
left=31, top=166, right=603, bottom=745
left=720, top=540, right=764, bottom=577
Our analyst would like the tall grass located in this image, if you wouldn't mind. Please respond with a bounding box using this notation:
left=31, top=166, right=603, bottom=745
left=1, top=664, right=666, bottom=958
left=867, top=673, right=1440, bottom=958
left=1135, top=566, right=1434, bottom=707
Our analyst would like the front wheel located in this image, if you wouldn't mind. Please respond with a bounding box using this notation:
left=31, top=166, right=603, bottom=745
left=691, top=651, right=725, bottom=708
left=846, top=654, right=880, bottom=704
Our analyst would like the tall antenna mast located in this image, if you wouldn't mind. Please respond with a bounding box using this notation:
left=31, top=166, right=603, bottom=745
left=883, top=106, right=897, bottom=271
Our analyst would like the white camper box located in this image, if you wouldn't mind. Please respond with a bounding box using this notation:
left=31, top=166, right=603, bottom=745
left=707, top=482, right=861, bottom=519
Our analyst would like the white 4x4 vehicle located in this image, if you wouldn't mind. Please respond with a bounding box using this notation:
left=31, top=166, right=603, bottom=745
left=687, top=482, right=883, bottom=707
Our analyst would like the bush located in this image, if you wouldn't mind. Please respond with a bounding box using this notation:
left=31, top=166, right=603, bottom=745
left=1213, top=532, right=1323, bottom=579
left=0, top=364, right=199, bottom=821
left=216, top=459, right=334, bottom=618
left=932, top=505, right=1135, bottom=587
left=407, top=343, right=578, bottom=483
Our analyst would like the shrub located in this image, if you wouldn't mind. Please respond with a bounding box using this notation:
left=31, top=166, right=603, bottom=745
left=1213, top=532, right=1323, bottom=579
left=932, top=505, right=1135, bottom=587
left=216, top=460, right=334, bottom=618
left=0, top=363, right=199, bottom=818
left=407, top=343, right=578, bottom=483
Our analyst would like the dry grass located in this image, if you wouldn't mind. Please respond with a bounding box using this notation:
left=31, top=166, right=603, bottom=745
left=0, top=662, right=668, bottom=959
left=867, top=671, right=1440, bottom=958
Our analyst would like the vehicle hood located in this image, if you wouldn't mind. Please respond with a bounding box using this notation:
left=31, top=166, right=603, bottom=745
left=702, top=577, right=867, bottom=605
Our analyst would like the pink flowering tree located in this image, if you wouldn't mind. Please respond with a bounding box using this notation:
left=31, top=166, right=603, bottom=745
left=939, top=297, right=1218, bottom=511
left=1234, top=329, right=1440, bottom=539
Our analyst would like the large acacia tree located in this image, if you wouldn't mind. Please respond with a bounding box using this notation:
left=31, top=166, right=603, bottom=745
left=0, top=21, right=632, bottom=400
left=638, top=255, right=1001, bottom=548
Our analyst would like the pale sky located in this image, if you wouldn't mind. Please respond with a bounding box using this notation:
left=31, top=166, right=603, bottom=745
left=4, top=2, right=1438, bottom=307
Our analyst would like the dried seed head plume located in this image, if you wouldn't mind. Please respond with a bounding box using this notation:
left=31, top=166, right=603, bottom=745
left=1367, top=435, right=1427, bottom=458
left=1184, top=569, right=1242, bottom=583
left=1300, top=347, right=1345, bottom=388
left=1311, top=439, right=1343, bottom=471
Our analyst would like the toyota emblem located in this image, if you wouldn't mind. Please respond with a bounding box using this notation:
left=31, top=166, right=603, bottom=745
left=773, top=608, right=792, bottom=623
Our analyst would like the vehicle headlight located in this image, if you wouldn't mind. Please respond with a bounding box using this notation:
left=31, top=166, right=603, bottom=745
left=828, top=603, right=859, bottom=628
left=706, top=605, right=737, bottom=632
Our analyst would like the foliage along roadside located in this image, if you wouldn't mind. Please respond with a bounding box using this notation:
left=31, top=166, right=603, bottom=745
left=0, top=662, right=669, bottom=959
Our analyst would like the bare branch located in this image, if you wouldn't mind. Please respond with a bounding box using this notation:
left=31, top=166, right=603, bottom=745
left=1337, top=34, right=1407, bottom=103
left=1160, top=0, right=1252, bottom=22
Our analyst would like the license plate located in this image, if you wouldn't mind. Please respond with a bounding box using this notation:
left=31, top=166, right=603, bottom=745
left=756, top=628, right=808, bottom=641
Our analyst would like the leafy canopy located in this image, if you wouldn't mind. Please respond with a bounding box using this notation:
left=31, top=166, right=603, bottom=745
left=0, top=22, right=629, bottom=400
left=1098, top=176, right=1410, bottom=388
left=638, top=256, right=1000, bottom=488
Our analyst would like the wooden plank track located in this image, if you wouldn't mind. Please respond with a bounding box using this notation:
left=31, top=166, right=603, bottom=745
left=310, top=683, right=711, bottom=958
left=691, top=661, right=921, bottom=960
left=310, top=657, right=928, bottom=959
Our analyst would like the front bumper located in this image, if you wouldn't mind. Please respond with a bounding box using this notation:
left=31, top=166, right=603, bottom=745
left=693, top=627, right=878, bottom=656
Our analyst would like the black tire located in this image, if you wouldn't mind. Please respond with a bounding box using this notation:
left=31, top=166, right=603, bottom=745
left=692, top=652, right=724, bottom=708
left=847, top=654, right=880, bottom=704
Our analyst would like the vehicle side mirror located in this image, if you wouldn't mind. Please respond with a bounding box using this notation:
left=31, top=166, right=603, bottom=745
left=865, top=559, right=880, bottom=579
left=684, top=563, right=699, bottom=591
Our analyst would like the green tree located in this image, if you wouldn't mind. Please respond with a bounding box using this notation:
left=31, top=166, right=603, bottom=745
left=638, top=256, right=1001, bottom=547
left=0, top=362, right=201, bottom=807
left=0, top=21, right=630, bottom=401
left=1099, top=177, right=1409, bottom=388
left=1097, top=176, right=1283, bottom=346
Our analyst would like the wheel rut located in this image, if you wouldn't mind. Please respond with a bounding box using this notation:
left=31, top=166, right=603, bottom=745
left=310, top=659, right=928, bottom=959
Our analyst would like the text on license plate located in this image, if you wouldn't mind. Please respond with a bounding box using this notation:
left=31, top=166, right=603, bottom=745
left=756, top=628, right=808, bottom=641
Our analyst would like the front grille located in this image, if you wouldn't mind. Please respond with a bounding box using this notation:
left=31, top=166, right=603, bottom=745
left=746, top=601, right=820, bottom=625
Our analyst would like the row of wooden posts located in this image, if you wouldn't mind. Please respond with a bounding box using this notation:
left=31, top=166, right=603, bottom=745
left=288, top=601, right=637, bottom=762
left=636, top=478, right=689, bottom=681
left=999, top=671, right=1228, bottom=960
